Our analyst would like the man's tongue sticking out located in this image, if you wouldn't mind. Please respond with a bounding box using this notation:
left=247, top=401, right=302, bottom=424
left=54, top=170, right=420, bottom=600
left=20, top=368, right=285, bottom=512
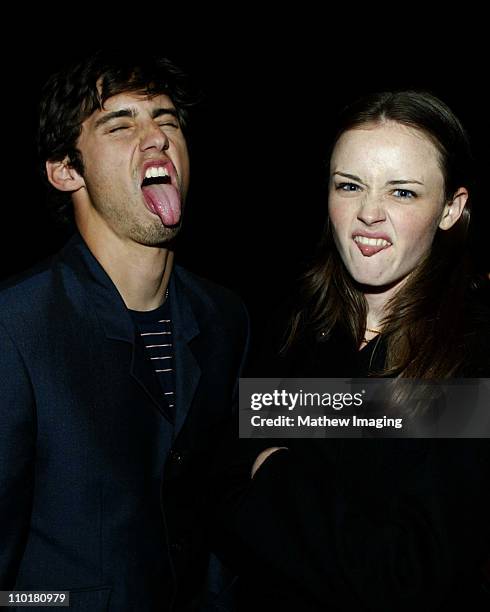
left=142, top=182, right=181, bottom=226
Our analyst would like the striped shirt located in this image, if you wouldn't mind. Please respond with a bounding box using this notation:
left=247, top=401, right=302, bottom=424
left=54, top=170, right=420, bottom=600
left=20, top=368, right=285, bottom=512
left=129, top=296, right=175, bottom=421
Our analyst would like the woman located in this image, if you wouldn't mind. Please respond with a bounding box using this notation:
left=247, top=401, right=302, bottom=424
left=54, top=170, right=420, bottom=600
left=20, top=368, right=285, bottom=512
left=212, top=91, right=490, bottom=611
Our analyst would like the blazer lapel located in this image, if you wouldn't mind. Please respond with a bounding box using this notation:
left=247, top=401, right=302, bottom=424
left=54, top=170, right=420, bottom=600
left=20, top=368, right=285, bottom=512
left=63, top=233, right=174, bottom=422
left=170, top=270, right=201, bottom=438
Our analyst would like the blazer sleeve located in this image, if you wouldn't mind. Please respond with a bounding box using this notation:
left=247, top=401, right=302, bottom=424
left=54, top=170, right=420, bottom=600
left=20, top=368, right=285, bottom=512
left=212, top=440, right=490, bottom=611
left=0, top=321, right=36, bottom=588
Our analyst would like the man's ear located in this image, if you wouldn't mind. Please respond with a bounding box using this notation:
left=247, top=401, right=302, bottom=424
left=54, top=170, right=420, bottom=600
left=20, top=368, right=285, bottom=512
left=439, top=187, right=469, bottom=230
left=45, top=157, right=85, bottom=193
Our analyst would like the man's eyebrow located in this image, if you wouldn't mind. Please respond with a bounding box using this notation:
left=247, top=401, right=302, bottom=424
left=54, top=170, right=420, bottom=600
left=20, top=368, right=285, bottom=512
left=332, top=171, right=368, bottom=187
left=94, top=107, right=178, bottom=129
left=151, top=107, right=179, bottom=120
left=93, top=109, right=136, bottom=129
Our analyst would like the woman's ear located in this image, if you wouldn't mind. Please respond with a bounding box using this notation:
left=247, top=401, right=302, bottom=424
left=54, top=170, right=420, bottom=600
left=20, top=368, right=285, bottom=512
left=439, top=187, right=469, bottom=230
left=45, top=157, right=85, bottom=193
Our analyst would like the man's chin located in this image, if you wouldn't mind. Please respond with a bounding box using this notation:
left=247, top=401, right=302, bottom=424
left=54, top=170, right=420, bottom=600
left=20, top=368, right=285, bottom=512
left=131, top=222, right=182, bottom=247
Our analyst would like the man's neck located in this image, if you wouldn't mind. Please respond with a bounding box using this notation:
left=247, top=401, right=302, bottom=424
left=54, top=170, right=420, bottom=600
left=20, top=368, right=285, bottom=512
left=78, top=225, right=174, bottom=312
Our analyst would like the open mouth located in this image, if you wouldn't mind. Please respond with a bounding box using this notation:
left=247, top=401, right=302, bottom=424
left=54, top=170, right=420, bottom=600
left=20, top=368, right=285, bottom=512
left=140, top=164, right=181, bottom=227
left=141, top=165, right=172, bottom=188
left=353, top=235, right=392, bottom=257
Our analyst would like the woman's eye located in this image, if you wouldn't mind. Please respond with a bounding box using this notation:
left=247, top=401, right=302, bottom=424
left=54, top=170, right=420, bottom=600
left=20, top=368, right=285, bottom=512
left=159, top=122, right=179, bottom=129
left=336, top=182, right=361, bottom=192
left=393, top=188, right=417, bottom=199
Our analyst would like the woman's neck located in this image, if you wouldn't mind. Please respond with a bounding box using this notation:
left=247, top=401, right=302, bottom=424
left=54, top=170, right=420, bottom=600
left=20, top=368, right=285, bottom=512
left=362, top=276, right=408, bottom=330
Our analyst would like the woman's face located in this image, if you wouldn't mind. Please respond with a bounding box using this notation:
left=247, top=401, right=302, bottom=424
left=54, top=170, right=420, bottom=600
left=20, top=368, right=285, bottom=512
left=328, top=121, right=461, bottom=290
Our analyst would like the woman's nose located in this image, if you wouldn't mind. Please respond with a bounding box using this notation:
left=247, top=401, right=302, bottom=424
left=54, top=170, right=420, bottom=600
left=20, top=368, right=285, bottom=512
left=357, top=194, right=386, bottom=225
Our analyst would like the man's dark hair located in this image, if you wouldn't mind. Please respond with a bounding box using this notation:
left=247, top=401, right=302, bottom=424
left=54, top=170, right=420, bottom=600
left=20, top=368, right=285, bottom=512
left=38, top=49, right=196, bottom=226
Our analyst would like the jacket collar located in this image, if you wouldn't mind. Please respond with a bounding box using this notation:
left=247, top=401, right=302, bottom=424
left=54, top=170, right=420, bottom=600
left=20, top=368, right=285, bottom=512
left=59, top=232, right=134, bottom=342
left=170, top=272, right=201, bottom=436
left=59, top=232, right=201, bottom=433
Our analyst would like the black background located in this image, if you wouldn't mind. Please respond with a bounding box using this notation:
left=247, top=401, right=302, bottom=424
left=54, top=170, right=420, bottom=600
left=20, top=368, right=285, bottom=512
left=2, top=23, right=488, bottom=336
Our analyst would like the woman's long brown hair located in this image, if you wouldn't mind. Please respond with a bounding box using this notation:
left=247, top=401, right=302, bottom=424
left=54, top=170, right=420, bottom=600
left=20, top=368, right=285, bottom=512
left=286, top=91, right=475, bottom=378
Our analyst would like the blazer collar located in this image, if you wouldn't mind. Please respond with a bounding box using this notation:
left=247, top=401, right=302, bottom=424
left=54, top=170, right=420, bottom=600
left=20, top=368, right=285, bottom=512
left=60, top=232, right=134, bottom=342
left=170, top=271, right=201, bottom=437
left=60, top=232, right=202, bottom=432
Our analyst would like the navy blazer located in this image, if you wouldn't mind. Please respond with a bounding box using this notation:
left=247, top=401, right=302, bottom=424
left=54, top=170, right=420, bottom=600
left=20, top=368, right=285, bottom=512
left=0, top=233, right=249, bottom=611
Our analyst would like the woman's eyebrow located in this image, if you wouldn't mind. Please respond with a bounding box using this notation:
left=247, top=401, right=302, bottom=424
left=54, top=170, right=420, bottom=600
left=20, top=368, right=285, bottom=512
left=386, top=179, right=424, bottom=185
left=332, top=172, right=425, bottom=187
left=332, top=171, right=368, bottom=187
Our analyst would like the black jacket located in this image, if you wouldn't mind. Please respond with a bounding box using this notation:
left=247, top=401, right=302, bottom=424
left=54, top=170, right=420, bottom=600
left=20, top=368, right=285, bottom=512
left=212, top=299, right=490, bottom=611
left=0, top=233, right=249, bottom=611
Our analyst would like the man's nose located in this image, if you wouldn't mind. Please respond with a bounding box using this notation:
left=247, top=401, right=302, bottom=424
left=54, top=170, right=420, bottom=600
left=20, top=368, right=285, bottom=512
left=139, top=122, right=169, bottom=153
left=357, top=193, right=386, bottom=225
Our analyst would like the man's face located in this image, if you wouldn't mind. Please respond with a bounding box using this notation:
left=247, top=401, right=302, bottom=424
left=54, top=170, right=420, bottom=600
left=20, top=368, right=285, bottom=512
left=74, top=92, right=190, bottom=245
left=328, top=121, right=449, bottom=289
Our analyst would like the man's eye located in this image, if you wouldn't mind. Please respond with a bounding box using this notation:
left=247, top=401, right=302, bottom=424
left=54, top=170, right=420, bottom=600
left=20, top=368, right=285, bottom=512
left=393, top=188, right=417, bottom=199
left=109, top=126, right=130, bottom=133
left=159, top=122, right=179, bottom=129
left=336, top=182, right=361, bottom=192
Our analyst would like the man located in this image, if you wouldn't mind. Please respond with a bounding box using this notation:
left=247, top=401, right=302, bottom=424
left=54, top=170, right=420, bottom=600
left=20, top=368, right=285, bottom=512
left=0, top=50, right=248, bottom=611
